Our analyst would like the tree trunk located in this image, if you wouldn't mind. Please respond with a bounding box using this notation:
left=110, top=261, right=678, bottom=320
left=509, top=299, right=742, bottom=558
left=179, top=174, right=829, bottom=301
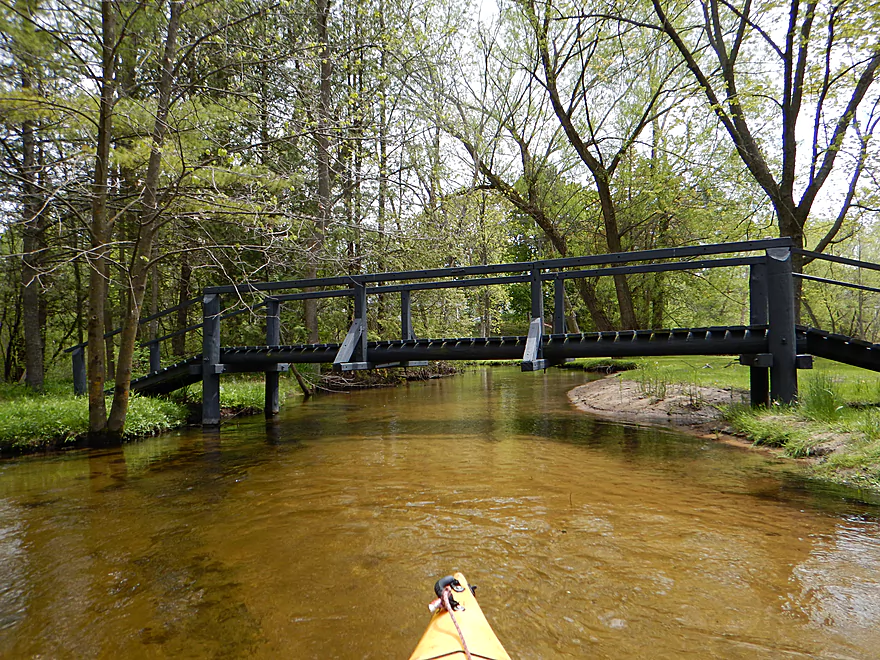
left=306, top=0, right=333, bottom=343
left=595, top=179, right=637, bottom=328
left=173, top=252, right=191, bottom=356
left=86, top=0, right=116, bottom=435
left=20, top=70, right=45, bottom=392
left=106, top=0, right=183, bottom=436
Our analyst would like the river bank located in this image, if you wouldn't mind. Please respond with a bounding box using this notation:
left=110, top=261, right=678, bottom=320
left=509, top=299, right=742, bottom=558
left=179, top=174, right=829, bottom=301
left=568, top=373, right=880, bottom=492
left=0, top=364, right=459, bottom=456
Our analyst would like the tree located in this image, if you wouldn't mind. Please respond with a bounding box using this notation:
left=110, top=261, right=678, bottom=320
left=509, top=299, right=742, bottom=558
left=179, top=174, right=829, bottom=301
left=649, top=0, right=880, bottom=309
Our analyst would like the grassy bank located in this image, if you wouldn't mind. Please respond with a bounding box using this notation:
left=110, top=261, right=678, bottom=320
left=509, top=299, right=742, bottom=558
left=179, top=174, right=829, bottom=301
left=0, top=377, right=300, bottom=455
left=617, top=356, right=880, bottom=490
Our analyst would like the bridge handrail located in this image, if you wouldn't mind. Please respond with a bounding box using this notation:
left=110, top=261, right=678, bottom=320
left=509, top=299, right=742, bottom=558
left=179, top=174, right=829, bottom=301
left=795, top=248, right=880, bottom=273
left=141, top=300, right=274, bottom=347
left=205, top=237, right=792, bottom=295
left=63, top=296, right=202, bottom=354
left=64, top=238, right=790, bottom=355
left=796, top=273, right=880, bottom=296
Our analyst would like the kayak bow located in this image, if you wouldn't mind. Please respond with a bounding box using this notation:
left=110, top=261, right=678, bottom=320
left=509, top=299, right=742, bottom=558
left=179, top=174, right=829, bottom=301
left=408, top=572, right=511, bottom=660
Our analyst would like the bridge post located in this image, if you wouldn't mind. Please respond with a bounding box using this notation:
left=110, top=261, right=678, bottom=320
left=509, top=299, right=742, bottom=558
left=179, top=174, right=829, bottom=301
left=353, top=281, right=368, bottom=362
left=523, top=266, right=546, bottom=371
left=202, top=293, right=222, bottom=426
left=748, top=263, right=770, bottom=406
left=72, top=346, right=86, bottom=396
left=553, top=277, right=566, bottom=334
left=265, top=299, right=280, bottom=417
left=401, top=290, right=415, bottom=340
left=148, top=340, right=161, bottom=374
left=766, top=248, right=797, bottom=404
left=333, top=280, right=369, bottom=370
left=531, top=266, right=544, bottom=321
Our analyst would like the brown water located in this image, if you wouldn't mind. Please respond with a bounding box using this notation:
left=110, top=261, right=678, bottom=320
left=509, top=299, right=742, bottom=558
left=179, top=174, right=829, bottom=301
left=1, top=368, right=880, bottom=659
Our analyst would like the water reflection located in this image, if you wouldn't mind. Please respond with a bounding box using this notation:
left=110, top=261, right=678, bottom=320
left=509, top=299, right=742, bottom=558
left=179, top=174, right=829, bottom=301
left=0, top=368, right=878, bottom=658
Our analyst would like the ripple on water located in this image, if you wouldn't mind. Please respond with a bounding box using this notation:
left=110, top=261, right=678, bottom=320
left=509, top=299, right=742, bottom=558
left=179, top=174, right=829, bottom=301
left=1, top=368, right=879, bottom=659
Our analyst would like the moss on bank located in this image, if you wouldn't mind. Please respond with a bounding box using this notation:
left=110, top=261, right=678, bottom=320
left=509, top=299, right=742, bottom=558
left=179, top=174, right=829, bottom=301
left=616, top=357, right=880, bottom=491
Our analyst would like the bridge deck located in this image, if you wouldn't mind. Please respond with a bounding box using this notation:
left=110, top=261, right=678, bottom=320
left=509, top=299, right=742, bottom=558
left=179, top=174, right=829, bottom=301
left=130, top=325, right=880, bottom=397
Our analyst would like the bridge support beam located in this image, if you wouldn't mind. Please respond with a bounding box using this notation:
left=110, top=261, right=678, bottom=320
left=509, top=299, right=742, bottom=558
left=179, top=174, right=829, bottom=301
left=72, top=346, right=86, bottom=396
left=523, top=266, right=546, bottom=371
left=334, top=281, right=369, bottom=371
left=202, top=293, right=222, bottom=425
left=766, top=248, right=797, bottom=404
left=396, top=290, right=428, bottom=368
left=553, top=277, right=566, bottom=334
left=265, top=299, right=281, bottom=416
left=748, top=263, right=770, bottom=406
left=148, top=340, right=161, bottom=374
left=401, top=290, right=414, bottom=340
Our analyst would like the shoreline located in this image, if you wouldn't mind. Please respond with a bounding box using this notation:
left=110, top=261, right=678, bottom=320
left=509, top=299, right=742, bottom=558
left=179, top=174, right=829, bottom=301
left=567, top=376, right=781, bottom=455
left=0, top=364, right=459, bottom=458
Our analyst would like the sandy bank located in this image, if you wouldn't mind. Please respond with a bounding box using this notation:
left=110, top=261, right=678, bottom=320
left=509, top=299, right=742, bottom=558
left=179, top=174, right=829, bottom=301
left=567, top=376, right=751, bottom=445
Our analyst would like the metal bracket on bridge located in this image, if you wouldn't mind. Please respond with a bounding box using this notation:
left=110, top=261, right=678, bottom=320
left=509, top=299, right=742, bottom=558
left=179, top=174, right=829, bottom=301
left=740, top=353, right=813, bottom=369
left=739, top=353, right=773, bottom=368
left=522, top=317, right=546, bottom=372
left=333, top=281, right=370, bottom=372
left=333, top=317, right=370, bottom=371
left=372, top=360, right=430, bottom=369
left=191, top=363, right=226, bottom=375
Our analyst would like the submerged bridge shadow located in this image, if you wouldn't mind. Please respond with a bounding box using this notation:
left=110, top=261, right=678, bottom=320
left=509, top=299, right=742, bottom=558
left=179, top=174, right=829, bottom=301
left=66, top=239, right=880, bottom=424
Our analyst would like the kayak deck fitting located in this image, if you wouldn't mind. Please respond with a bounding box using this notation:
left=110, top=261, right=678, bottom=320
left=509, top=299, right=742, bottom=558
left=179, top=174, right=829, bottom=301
left=409, top=573, right=511, bottom=660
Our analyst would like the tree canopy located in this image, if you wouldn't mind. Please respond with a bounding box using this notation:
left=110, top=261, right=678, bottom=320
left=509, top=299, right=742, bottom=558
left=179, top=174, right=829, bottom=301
left=1, top=0, right=878, bottom=435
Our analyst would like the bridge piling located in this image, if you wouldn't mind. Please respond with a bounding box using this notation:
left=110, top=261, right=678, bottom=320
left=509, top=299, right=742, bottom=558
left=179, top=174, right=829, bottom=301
left=766, top=248, right=798, bottom=404
left=202, top=293, right=222, bottom=425
left=523, top=266, right=546, bottom=371
left=148, top=340, right=161, bottom=374
left=72, top=346, right=86, bottom=396
left=401, top=290, right=414, bottom=340
left=553, top=277, right=566, bottom=334
left=748, top=263, right=770, bottom=406
left=265, top=299, right=280, bottom=416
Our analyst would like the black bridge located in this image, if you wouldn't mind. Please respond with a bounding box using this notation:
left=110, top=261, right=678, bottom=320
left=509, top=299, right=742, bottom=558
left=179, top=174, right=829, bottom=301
left=66, top=239, right=880, bottom=424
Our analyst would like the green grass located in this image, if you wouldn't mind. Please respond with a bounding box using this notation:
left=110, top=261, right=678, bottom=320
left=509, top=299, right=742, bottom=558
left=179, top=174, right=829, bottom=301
left=170, top=376, right=299, bottom=412
left=615, top=357, right=880, bottom=490
left=0, top=375, right=302, bottom=454
left=0, top=394, right=189, bottom=452
left=619, top=356, right=750, bottom=390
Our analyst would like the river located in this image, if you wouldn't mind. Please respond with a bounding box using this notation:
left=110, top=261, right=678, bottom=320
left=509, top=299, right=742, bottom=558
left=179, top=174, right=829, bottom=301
left=1, top=368, right=879, bottom=658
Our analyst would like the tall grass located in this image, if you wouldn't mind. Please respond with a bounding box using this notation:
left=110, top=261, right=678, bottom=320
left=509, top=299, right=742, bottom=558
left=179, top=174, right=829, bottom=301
left=171, top=376, right=298, bottom=411
left=800, top=372, right=846, bottom=422
left=0, top=395, right=188, bottom=452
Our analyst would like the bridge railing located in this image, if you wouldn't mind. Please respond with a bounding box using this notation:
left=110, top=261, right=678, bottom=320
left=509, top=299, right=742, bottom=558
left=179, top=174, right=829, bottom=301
left=70, top=238, right=808, bottom=423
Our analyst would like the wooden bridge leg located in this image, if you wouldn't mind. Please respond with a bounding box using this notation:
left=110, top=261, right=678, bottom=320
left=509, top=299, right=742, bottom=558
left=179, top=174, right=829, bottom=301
left=748, top=263, right=770, bottom=407
left=148, top=340, right=161, bottom=374
left=72, top=346, right=86, bottom=396
left=202, top=293, right=222, bottom=426
left=766, top=248, right=797, bottom=404
left=265, top=299, right=280, bottom=416
left=523, top=266, right=546, bottom=371
left=401, top=290, right=415, bottom=340
left=333, top=281, right=369, bottom=371
left=553, top=277, right=566, bottom=334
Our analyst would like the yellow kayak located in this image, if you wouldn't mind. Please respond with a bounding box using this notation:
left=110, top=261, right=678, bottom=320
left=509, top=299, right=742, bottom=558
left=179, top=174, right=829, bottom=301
left=409, top=573, right=511, bottom=660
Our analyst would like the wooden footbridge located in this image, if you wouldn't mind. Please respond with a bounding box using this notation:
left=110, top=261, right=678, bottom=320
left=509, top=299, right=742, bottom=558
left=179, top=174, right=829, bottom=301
left=66, top=238, right=880, bottom=425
